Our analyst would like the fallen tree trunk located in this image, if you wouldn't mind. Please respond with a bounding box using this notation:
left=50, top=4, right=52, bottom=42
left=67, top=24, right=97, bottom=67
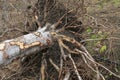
left=0, top=25, right=52, bottom=65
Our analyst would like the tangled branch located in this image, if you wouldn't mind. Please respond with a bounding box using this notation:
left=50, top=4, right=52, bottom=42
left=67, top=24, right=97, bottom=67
left=0, top=22, right=120, bottom=79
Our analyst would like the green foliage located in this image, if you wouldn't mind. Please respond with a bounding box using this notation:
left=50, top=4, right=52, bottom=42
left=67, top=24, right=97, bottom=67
left=100, top=45, right=107, bottom=53
left=86, top=27, right=92, bottom=33
left=112, top=0, right=120, bottom=7
left=95, top=0, right=120, bottom=10
left=84, top=26, right=108, bottom=54
left=91, top=34, right=98, bottom=39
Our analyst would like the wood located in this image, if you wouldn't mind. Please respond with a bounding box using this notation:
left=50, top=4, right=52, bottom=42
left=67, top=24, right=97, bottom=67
left=0, top=25, right=52, bottom=65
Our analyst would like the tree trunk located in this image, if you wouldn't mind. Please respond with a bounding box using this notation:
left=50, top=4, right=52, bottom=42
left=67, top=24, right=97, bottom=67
left=0, top=25, right=52, bottom=65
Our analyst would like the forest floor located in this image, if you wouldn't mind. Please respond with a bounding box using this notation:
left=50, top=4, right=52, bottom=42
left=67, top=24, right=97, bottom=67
left=87, top=0, right=120, bottom=67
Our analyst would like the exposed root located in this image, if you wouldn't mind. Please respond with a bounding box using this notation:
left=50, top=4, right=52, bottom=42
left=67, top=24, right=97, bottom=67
left=40, top=54, right=47, bottom=80
left=49, top=58, right=59, bottom=72
left=50, top=28, right=120, bottom=79
left=68, top=54, right=83, bottom=80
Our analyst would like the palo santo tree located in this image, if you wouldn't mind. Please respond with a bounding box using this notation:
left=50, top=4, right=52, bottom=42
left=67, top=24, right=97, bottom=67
left=0, top=24, right=53, bottom=65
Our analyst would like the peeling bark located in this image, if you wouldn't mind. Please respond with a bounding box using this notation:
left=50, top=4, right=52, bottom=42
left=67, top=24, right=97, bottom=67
left=0, top=25, right=52, bottom=65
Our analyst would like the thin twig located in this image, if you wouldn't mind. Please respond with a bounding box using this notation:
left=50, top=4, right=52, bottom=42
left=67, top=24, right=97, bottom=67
left=58, top=39, right=67, bottom=60
left=53, top=9, right=74, bottom=30
left=63, top=70, right=71, bottom=80
left=76, top=48, right=120, bottom=79
left=40, top=60, right=46, bottom=80
left=59, top=54, right=63, bottom=79
left=81, top=54, right=105, bottom=80
left=68, top=54, right=83, bottom=80
left=0, top=28, right=25, bottom=38
left=49, top=58, right=59, bottom=72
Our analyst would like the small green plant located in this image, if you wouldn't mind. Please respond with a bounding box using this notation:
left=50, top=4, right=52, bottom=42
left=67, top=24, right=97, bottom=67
left=86, top=27, right=92, bottom=33
left=112, top=0, right=120, bottom=7
left=100, top=45, right=107, bottom=53
left=85, top=26, right=108, bottom=54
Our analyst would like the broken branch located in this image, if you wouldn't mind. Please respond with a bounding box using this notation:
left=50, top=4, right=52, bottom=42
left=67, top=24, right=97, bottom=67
left=0, top=24, right=52, bottom=65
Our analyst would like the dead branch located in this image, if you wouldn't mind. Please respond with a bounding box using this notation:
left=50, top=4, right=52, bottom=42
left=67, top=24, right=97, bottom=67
left=0, top=24, right=52, bottom=65
left=0, top=21, right=119, bottom=79
left=68, top=54, right=83, bottom=80
left=63, top=70, right=70, bottom=80
left=49, top=58, right=59, bottom=72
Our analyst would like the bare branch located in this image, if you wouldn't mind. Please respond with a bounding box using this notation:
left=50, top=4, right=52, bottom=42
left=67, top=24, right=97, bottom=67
left=0, top=24, right=52, bottom=65
left=68, top=54, right=83, bottom=80
left=49, top=58, right=59, bottom=72
left=63, top=70, right=71, bottom=80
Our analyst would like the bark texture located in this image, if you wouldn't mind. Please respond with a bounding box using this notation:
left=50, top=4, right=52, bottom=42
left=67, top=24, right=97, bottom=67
left=0, top=25, right=52, bottom=65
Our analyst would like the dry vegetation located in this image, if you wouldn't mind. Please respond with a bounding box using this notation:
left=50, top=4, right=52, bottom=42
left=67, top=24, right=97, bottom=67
left=0, top=0, right=120, bottom=80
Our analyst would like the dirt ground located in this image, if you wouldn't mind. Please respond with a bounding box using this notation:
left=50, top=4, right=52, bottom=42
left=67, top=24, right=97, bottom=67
left=86, top=1, right=120, bottom=79
left=0, top=0, right=37, bottom=41
left=87, top=0, right=120, bottom=67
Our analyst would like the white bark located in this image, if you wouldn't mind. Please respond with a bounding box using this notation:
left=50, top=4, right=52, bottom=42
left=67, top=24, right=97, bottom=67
left=0, top=25, right=52, bottom=65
